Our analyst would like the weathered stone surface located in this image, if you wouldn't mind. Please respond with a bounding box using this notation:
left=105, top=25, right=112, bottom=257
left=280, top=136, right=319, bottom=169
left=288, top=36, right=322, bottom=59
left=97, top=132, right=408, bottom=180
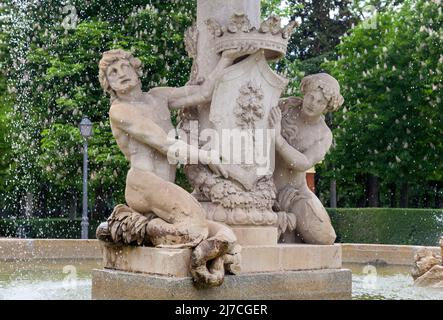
left=101, top=243, right=342, bottom=275
left=342, top=243, right=440, bottom=266
left=97, top=47, right=247, bottom=287
left=414, top=265, right=443, bottom=288
left=411, top=238, right=443, bottom=287
left=271, top=74, right=344, bottom=244
left=411, top=247, right=442, bottom=280
left=241, top=244, right=341, bottom=273
left=101, top=243, right=192, bottom=277
left=280, top=244, right=342, bottom=270
left=196, top=0, right=261, bottom=77
left=92, top=268, right=352, bottom=300
left=230, top=226, right=278, bottom=245
left=184, top=1, right=297, bottom=227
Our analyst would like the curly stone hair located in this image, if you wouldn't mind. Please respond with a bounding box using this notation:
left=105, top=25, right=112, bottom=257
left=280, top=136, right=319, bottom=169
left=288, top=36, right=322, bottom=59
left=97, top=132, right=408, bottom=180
left=300, top=73, right=344, bottom=112
left=98, top=49, right=143, bottom=102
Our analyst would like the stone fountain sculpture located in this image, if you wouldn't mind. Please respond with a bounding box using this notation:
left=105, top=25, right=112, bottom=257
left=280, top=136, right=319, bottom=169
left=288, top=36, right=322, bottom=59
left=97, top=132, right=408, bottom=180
left=412, top=236, right=443, bottom=288
left=92, top=0, right=351, bottom=300
left=95, top=48, right=245, bottom=287
left=270, top=74, right=344, bottom=244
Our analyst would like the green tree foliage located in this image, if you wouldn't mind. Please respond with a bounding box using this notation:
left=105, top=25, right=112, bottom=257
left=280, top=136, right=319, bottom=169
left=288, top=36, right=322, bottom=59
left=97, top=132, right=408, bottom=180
left=286, top=0, right=357, bottom=73
left=321, top=0, right=443, bottom=207
left=2, top=0, right=195, bottom=216
left=0, top=0, right=294, bottom=217
left=261, top=0, right=299, bottom=18
left=0, top=1, right=12, bottom=199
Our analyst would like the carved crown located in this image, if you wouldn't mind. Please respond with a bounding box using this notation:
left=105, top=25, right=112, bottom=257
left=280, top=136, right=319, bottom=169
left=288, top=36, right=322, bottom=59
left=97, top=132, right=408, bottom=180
left=206, top=12, right=297, bottom=61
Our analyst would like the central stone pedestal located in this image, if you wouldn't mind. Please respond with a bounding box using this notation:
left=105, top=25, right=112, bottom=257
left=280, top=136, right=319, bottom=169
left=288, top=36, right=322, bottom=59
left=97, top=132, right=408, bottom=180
left=92, top=268, right=351, bottom=300
left=92, top=228, right=351, bottom=299
left=99, top=242, right=342, bottom=276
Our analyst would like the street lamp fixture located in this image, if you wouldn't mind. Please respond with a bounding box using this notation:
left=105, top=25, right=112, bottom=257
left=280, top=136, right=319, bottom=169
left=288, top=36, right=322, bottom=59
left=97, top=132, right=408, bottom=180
left=79, top=117, right=93, bottom=138
left=79, top=117, right=93, bottom=239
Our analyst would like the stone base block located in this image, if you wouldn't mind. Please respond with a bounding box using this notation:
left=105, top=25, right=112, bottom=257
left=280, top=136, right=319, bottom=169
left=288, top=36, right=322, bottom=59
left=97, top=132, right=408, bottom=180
left=241, top=244, right=342, bottom=273
left=101, top=242, right=342, bottom=276
left=101, top=243, right=192, bottom=277
left=92, top=268, right=352, bottom=300
left=230, top=226, right=278, bottom=245
left=342, top=243, right=440, bottom=266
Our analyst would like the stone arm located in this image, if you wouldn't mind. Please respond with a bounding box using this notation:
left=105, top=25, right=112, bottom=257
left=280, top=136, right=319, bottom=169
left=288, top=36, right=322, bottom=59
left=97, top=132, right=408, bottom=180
left=275, top=133, right=332, bottom=172
left=109, top=104, right=222, bottom=168
left=148, top=56, right=234, bottom=109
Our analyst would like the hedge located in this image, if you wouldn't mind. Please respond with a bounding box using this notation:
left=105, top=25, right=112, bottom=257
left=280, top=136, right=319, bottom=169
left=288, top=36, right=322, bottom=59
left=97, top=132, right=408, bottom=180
left=328, top=208, right=443, bottom=246
left=0, top=218, right=101, bottom=239
left=1, top=208, right=442, bottom=245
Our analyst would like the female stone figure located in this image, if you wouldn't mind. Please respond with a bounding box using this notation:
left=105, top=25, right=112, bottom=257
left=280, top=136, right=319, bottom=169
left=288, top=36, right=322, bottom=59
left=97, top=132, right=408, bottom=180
left=269, top=73, right=344, bottom=245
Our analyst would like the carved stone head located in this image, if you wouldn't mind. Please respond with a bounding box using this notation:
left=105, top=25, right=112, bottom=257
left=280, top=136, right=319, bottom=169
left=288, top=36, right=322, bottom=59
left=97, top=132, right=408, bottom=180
left=300, top=73, right=344, bottom=116
left=98, top=49, right=143, bottom=101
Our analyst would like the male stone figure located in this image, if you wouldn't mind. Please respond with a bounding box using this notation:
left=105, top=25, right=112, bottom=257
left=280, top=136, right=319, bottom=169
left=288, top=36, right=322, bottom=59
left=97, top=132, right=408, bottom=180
left=269, top=73, right=344, bottom=245
left=96, top=49, right=244, bottom=286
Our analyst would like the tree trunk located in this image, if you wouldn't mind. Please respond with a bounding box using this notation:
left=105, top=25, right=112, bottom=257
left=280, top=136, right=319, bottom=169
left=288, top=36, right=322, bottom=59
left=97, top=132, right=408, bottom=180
left=330, top=179, right=337, bottom=209
left=69, top=191, right=77, bottom=220
left=422, top=183, right=430, bottom=208
left=93, top=186, right=109, bottom=220
left=366, top=174, right=379, bottom=207
left=357, top=174, right=367, bottom=207
left=411, top=195, right=420, bottom=208
left=389, top=183, right=397, bottom=208
left=399, top=182, right=409, bottom=208
left=435, top=182, right=443, bottom=208
left=23, top=192, right=34, bottom=217
left=324, top=113, right=337, bottom=209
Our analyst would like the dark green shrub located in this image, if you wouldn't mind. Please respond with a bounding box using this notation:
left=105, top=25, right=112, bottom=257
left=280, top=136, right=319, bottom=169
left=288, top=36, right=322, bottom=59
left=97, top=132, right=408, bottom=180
left=328, top=208, right=443, bottom=246
left=0, top=218, right=100, bottom=239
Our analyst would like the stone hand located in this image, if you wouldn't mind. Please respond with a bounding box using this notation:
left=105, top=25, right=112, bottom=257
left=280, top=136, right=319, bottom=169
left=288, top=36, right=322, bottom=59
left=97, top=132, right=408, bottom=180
left=278, top=187, right=300, bottom=209
left=269, top=106, right=282, bottom=139
left=208, top=163, right=229, bottom=179
left=221, top=44, right=259, bottom=62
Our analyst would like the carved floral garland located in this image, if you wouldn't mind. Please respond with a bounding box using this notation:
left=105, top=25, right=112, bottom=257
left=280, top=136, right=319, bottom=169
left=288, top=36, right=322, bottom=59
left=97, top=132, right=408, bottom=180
left=235, top=81, right=264, bottom=129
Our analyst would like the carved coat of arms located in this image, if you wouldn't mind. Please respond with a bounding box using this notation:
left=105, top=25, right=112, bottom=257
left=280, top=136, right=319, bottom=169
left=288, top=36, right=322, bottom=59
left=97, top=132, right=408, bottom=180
left=208, top=50, right=288, bottom=189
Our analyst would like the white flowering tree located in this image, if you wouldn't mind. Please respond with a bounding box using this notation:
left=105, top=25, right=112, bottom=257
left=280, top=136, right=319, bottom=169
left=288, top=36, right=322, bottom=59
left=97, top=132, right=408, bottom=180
left=1, top=0, right=195, bottom=217
left=322, top=0, right=442, bottom=207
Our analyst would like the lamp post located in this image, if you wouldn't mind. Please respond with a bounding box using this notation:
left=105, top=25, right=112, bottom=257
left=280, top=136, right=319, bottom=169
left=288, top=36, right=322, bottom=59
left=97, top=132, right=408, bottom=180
left=79, top=117, right=93, bottom=239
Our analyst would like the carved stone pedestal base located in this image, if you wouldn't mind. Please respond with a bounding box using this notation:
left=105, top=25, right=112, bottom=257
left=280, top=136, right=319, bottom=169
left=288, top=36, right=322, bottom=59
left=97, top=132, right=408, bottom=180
left=231, top=226, right=278, bottom=245
left=100, top=242, right=342, bottom=275
left=92, top=268, right=351, bottom=300
left=101, top=243, right=192, bottom=277
left=94, top=242, right=350, bottom=299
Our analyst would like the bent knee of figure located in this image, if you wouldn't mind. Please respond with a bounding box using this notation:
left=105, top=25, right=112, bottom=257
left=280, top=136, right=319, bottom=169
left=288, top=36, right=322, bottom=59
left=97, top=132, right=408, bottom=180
left=125, top=185, right=152, bottom=215
left=147, top=218, right=208, bottom=247
left=292, top=195, right=337, bottom=245
left=124, top=169, right=157, bottom=214
left=296, top=211, right=336, bottom=245
left=125, top=168, right=206, bottom=222
left=301, top=224, right=336, bottom=245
